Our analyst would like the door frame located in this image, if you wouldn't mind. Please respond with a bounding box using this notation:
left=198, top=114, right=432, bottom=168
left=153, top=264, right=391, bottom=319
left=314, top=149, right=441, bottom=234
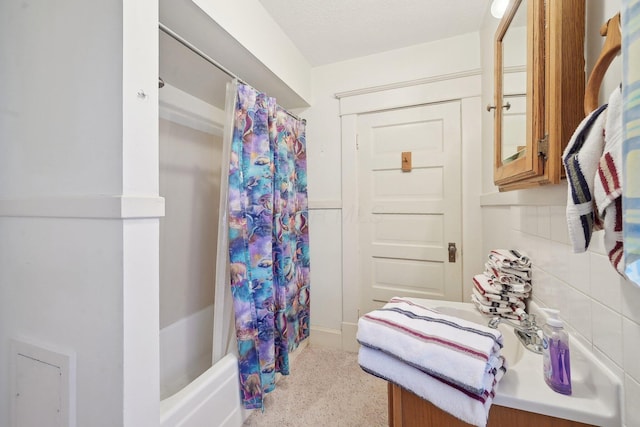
left=338, top=73, right=484, bottom=351
left=357, top=101, right=463, bottom=313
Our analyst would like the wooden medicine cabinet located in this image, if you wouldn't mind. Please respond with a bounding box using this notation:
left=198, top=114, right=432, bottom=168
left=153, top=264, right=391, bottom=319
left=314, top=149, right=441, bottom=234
left=492, top=0, right=585, bottom=191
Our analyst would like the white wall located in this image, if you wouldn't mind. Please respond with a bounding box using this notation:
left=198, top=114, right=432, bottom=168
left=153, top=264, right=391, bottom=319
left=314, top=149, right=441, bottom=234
left=480, top=2, right=640, bottom=426
left=305, top=32, right=485, bottom=348
left=0, top=0, right=161, bottom=426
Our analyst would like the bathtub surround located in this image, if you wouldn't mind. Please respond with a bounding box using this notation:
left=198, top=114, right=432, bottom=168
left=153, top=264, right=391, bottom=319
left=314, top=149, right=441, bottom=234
left=228, top=83, right=310, bottom=409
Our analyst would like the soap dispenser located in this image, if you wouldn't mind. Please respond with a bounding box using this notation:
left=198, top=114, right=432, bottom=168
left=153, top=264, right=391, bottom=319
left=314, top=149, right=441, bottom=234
left=541, top=308, right=571, bottom=395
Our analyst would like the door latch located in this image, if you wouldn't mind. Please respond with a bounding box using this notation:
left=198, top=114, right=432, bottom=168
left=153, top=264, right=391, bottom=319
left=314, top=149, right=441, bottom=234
left=448, top=242, right=457, bottom=262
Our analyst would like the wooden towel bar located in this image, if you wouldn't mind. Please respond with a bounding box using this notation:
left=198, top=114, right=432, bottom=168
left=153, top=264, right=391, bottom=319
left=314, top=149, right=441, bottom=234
left=584, top=13, right=621, bottom=115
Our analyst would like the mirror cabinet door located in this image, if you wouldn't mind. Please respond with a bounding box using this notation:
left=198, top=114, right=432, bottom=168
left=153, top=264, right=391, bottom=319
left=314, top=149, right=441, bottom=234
left=493, top=0, right=545, bottom=188
left=500, top=1, right=528, bottom=165
left=493, top=0, right=585, bottom=191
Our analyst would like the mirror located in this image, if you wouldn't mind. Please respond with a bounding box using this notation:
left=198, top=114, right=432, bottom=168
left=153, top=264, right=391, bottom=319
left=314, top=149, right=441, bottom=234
left=493, top=0, right=545, bottom=188
left=500, top=3, right=527, bottom=164
left=493, top=0, right=585, bottom=191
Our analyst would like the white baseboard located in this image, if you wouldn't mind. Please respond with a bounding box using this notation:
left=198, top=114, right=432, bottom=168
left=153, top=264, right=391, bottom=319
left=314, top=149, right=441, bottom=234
left=341, top=322, right=359, bottom=353
left=309, top=324, right=359, bottom=352
left=309, top=326, right=342, bottom=350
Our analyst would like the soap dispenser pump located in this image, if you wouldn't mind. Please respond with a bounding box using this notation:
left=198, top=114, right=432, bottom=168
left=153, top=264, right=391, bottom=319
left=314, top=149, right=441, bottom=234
left=541, top=308, right=571, bottom=395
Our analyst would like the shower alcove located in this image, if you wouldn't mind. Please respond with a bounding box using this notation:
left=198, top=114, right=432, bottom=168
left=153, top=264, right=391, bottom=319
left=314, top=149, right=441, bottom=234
left=158, top=24, right=232, bottom=400
left=157, top=0, right=311, bottom=422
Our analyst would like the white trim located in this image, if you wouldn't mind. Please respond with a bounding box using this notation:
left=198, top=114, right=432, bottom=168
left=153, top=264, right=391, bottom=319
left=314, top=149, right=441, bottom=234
left=341, top=322, right=359, bottom=353
left=479, top=183, right=567, bottom=206
left=334, top=68, right=482, bottom=99
left=309, top=326, right=342, bottom=350
left=461, top=97, right=484, bottom=304
left=504, top=65, right=527, bottom=74
left=340, top=114, right=360, bottom=336
left=339, top=75, right=482, bottom=347
left=0, top=196, right=165, bottom=219
left=308, top=200, right=342, bottom=210
left=338, top=74, right=482, bottom=116
left=159, top=83, right=225, bottom=136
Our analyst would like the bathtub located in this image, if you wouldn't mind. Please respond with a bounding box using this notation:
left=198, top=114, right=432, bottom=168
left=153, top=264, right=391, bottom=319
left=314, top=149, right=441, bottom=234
left=159, top=304, right=244, bottom=427
left=160, top=353, right=244, bottom=427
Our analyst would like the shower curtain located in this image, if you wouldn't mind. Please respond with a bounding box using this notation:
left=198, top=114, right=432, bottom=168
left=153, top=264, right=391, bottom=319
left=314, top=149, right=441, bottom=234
left=227, top=83, right=310, bottom=409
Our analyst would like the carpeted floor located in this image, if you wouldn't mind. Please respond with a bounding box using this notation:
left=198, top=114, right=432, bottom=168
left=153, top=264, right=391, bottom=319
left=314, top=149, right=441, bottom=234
left=243, top=345, right=388, bottom=427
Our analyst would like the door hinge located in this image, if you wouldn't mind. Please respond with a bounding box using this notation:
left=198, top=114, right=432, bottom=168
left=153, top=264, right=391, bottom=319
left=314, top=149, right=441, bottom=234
left=538, top=134, right=549, bottom=159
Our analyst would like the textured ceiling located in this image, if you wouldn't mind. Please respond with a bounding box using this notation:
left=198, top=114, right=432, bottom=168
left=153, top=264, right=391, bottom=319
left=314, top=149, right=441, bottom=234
left=258, top=0, right=492, bottom=66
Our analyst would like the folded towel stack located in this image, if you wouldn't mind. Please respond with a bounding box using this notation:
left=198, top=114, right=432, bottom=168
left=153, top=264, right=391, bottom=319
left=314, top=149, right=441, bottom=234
left=357, top=297, right=507, bottom=427
left=471, top=249, right=532, bottom=321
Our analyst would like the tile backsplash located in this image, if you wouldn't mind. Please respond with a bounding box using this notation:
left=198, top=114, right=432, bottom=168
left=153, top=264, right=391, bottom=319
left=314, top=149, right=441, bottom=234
left=482, top=202, right=640, bottom=427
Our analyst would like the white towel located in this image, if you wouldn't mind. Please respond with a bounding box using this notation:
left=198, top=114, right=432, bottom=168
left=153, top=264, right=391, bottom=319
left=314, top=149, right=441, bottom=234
left=488, top=249, right=531, bottom=270
left=485, top=259, right=531, bottom=280
left=596, top=87, right=624, bottom=209
left=484, top=261, right=531, bottom=290
left=595, top=87, right=625, bottom=276
left=357, top=297, right=503, bottom=396
left=563, top=104, right=608, bottom=252
left=472, top=287, right=527, bottom=308
left=359, top=346, right=506, bottom=427
left=471, top=294, right=526, bottom=320
left=473, top=274, right=530, bottom=299
left=482, top=267, right=531, bottom=292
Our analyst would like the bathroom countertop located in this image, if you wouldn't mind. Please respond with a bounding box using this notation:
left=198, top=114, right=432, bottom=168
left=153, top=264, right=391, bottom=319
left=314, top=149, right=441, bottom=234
left=494, top=339, right=621, bottom=427
left=405, top=298, right=622, bottom=427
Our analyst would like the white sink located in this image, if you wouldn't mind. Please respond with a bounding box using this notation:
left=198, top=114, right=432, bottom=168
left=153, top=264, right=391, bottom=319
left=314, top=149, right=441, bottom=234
left=431, top=304, right=525, bottom=367
left=404, top=298, right=622, bottom=427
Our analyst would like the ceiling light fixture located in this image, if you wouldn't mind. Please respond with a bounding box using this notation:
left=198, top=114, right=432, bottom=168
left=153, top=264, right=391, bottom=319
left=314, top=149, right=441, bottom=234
left=491, top=0, right=509, bottom=19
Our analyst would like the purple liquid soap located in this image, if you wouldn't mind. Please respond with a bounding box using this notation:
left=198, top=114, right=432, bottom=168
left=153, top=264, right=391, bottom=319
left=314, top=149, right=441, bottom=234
left=542, top=308, right=572, bottom=395
left=546, top=338, right=572, bottom=395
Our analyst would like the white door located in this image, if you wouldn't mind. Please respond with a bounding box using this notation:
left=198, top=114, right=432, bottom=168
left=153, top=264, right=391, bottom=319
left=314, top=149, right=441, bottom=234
left=358, top=101, right=462, bottom=313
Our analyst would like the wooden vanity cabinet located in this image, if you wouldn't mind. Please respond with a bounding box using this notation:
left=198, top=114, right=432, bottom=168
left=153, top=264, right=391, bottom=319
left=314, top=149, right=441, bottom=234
left=388, top=384, right=595, bottom=427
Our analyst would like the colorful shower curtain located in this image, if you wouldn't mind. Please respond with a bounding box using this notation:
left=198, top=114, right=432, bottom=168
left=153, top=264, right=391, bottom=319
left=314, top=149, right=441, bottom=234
left=227, top=83, right=310, bottom=409
left=623, top=0, right=640, bottom=285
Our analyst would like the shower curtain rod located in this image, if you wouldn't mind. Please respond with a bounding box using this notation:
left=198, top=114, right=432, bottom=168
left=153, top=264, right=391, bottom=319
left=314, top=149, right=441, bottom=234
left=158, top=23, right=306, bottom=123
